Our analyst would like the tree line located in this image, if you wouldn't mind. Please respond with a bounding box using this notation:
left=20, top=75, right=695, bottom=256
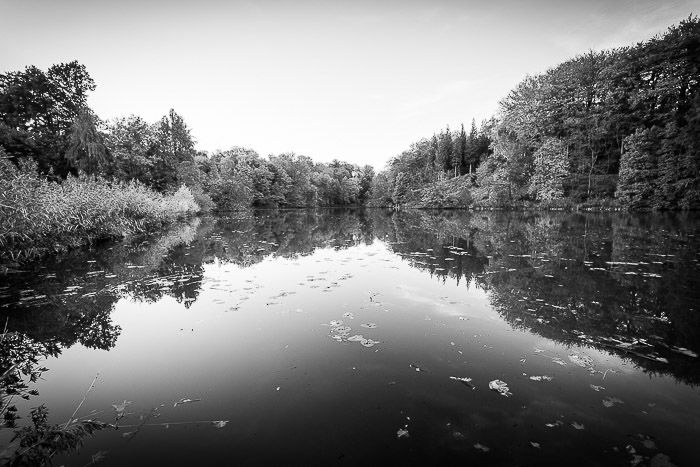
left=369, top=15, right=699, bottom=210
left=2, top=15, right=698, bottom=213
left=0, top=63, right=374, bottom=212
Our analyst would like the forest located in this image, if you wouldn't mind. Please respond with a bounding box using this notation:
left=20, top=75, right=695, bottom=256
left=0, top=63, right=372, bottom=261
left=1, top=16, right=698, bottom=262
left=369, top=16, right=700, bottom=210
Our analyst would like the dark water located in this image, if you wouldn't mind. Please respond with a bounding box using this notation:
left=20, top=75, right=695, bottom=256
left=1, top=209, right=699, bottom=466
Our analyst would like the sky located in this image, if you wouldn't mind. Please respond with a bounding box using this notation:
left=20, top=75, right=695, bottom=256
left=0, top=0, right=696, bottom=168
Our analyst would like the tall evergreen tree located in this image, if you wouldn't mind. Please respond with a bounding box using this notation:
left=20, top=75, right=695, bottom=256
left=465, top=119, right=478, bottom=174
left=437, top=126, right=453, bottom=175
left=428, top=134, right=438, bottom=175
left=453, top=123, right=467, bottom=176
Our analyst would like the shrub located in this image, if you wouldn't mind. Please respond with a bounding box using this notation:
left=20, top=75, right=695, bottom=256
left=0, top=153, right=200, bottom=263
left=404, top=175, right=473, bottom=209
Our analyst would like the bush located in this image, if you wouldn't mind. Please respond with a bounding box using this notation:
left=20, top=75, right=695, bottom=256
left=190, top=185, right=215, bottom=212
left=0, top=154, right=199, bottom=262
left=404, top=175, right=473, bottom=209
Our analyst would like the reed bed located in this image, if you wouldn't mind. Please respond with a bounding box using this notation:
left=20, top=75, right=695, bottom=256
left=0, top=158, right=199, bottom=263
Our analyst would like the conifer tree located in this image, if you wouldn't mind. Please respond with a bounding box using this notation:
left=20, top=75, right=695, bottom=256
left=466, top=119, right=478, bottom=174
left=426, top=134, right=438, bottom=175
left=452, top=123, right=467, bottom=177
left=437, top=126, right=453, bottom=175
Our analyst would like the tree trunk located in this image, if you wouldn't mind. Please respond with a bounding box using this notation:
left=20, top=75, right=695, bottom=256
left=587, top=154, right=597, bottom=198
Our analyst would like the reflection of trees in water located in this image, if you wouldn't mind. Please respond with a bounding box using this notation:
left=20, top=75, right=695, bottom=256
left=1, top=208, right=699, bottom=461
left=371, top=210, right=700, bottom=385
left=0, top=210, right=379, bottom=408
left=0, top=209, right=375, bottom=347
left=0, top=219, right=209, bottom=462
left=206, top=209, right=374, bottom=266
left=2, top=209, right=699, bottom=384
left=0, top=208, right=381, bottom=458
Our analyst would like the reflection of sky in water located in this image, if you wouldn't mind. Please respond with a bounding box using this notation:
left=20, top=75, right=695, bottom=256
left=4, top=211, right=700, bottom=466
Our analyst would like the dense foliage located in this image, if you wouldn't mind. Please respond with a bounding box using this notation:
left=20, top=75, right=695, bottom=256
left=368, top=119, right=491, bottom=208
left=0, top=152, right=199, bottom=263
left=0, top=60, right=375, bottom=262
left=0, top=63, right=372, bottom=215
left=371, top=16, right=699, bottom=210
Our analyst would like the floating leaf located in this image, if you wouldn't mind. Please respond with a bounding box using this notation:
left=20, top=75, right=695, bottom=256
left=360, top=338, right=380, bottom=348
left=488, top=379, right=512, bottom=397
left=449, top=376, right=475, bottom=390
left=545, top=421, right=563, bottom=428
left=571, top=422, right=585, bottom=430
left=174, top=398, right=201, bottom=407
left=530, top=442, right=541, bottom=448
left=112, top=400, right=132, bottom=419
left=396, top=428, right=409, bottom=438
left=602, top=397, right=624, bottom=408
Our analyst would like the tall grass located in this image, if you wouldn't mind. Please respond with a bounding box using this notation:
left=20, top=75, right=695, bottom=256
left=0, top=157, right=199, bottom=263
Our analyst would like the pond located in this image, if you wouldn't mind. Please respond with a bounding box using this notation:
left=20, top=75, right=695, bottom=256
left=1, top=209, right=699, bottom=466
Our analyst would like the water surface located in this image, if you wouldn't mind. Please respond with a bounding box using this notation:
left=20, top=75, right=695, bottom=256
left=1, top=209, right=699, bottom=466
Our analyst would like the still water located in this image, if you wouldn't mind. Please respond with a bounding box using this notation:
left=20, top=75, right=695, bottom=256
left=1, top=209, right=699, bottom=466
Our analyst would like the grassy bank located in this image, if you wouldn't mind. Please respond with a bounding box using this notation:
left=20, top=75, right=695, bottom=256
left=0, top=158, right=199, bottom=263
